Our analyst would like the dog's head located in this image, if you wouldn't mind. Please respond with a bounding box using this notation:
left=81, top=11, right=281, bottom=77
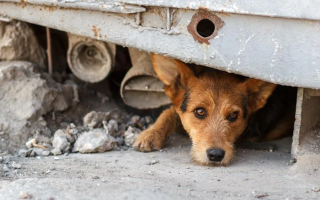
left=152, top=54, right=276, bottom=166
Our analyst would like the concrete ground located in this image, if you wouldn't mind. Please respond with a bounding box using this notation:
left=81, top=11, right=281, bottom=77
left=1, top=134, right=320, bottom=200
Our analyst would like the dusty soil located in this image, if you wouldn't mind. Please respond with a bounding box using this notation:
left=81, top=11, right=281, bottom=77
left=1, top=135, right=320, bottom=200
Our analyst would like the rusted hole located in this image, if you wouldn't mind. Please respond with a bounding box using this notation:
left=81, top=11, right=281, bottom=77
left=187, top=10, right=224, bottom=45
left=196, top=19, right=215, bottom=38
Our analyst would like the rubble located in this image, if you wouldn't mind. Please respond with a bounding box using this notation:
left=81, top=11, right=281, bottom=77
left=52, top=130, right=71, bottom=153
left=0, top=21, right=46, bottom=67
left=42, top=151, right=51, bottom=157
left=0, top=61, right=77, bottom=153
left=124, top=126, right=141, bottom=147
left=11, top=162, right=21, bottom=169
left=73, top=129, right=116, bottom=153
left=18, top=149, right=29, bottom=157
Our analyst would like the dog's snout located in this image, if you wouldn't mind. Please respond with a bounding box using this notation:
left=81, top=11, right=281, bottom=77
left=206, top=148, right=225, bottom=162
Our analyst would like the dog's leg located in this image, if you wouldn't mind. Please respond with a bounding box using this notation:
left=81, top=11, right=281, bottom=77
left=133, top=106, right=180, bottom=152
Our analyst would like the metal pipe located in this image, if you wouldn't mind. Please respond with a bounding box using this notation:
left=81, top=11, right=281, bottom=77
left=67, top=33, right=116, bottom=83
left=120, top=48, right=171, bottom=109
left=46, top=27, right=52, bottom=74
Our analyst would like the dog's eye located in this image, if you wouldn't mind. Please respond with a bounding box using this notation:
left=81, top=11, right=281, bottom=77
left=227, top=112, right=238, bottom=122
left=194, top=108, right=206, bottom=119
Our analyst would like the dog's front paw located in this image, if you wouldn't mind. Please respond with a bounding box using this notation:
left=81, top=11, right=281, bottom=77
left=133, top=128, right=166, bottom=152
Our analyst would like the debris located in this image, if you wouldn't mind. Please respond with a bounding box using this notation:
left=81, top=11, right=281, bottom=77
left=73, top=129, right=116, bottom=153
left=42, top=151, right=51, bottom=157
left=124, top=126, right=141, bottom=146
left=147, top=160, right=159, bottom=165
left=103, top=119, right=120, bottom=137
left=83, top=111, right=113, bottom=129
left=252, top=191, right=269, bottom=198
left=11, top=162, right=21, bottom=169
left=312, top=188, right=320, bottom=192
left=18, top=149, right=29, bottom=157
left=52, top=133, right=70, bottom=153
left=31, top=148, right=44, bottom=157
left=0, top=61, right=74, bottom=153
left=54, top=157, right=60, bottom=160
left=0, top=21, right=46, bottom=67
left=19, top=191, right=33, bottom=199
left=25, top=138, right=36, bottom=149
left=51, top=148, right=62, bottom=156
left=116, top=137, right=125, bottom=146
left=91, top=176, right=100, bottom=179
left=127, top=115, right=140, bottom=127
left=290, top=158, right=297, bottom=164
left=2, top=164, right=9, bottom=172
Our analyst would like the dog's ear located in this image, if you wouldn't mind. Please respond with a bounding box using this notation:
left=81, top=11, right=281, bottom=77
left=151, top=54, right=194, bottom=87
left=243, top=78, right=277, bottom=112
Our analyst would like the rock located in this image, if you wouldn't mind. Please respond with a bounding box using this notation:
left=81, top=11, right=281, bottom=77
left=118, top=124, right=126, bottom=134
left=11, top=162, right=21, bottom=169
left=2, top=156, right=10, bottom=164
left=139, top=117, right=146, bottom=127
left=0, top=21, right=46, bottom=67
left=3, top=164, right=9, bottom=172
left=52, top=129, right=72, bottom=152
left=124, top=126, right=141, bottom=147
left=31, top=148, right=44, bottom=156
left=127, top=115, right=140, bottom=127
left=83, top=111, right=112, bottom=129
left=145, top=116, right=154, bottom=125
left=52, top=136, right=70, bottom=152
left=104, top=119, right=119, bottom=137
left=73, top=129, right=116, bottom=153
left=42, top=150, right=51, bottom=157
left=19, top=191, right=33, bottom=199
left=51, top=148, right=62, bottom=156
left=116, top=137, right=125, bottom=146
left=147, top=160, right=159, bottom=165
left=0, top=61, right=74, bottom=153
left=18, top=149, right=29, bottom=157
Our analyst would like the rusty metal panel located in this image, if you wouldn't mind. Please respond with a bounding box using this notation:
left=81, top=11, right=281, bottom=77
left=1, top=1, right=320, bottom=89
left=0, top=0, right=146, bottom=13
left=62, top=0, right=320, bottom=21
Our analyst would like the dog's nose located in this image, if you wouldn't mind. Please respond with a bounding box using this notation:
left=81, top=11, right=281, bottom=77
left=206, top=148, right=225, bottom=162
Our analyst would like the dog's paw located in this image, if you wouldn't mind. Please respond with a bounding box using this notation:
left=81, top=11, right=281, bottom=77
left=133, top=128, right=166, bottom=152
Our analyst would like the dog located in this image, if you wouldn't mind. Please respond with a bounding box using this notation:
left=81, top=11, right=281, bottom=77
left=133, top=54, right=296, bottom=166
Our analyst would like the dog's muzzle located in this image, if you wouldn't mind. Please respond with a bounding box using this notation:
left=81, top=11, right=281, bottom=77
left=206, top=148, right=225, bottom=162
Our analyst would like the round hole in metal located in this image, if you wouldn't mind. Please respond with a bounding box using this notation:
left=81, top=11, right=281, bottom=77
left=196, top=19, right=215, bottom=38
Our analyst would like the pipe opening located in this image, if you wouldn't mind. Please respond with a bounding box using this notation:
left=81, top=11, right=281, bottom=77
left=196, top=19, right=215, bottom=38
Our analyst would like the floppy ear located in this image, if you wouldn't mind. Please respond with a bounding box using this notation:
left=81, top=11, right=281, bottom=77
left=151, top=53, right=194, bottom=88
left=243, top=78, right=277, bottom=112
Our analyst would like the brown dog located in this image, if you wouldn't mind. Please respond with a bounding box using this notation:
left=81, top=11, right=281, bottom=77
left=133, top=54, right=296, bottom=166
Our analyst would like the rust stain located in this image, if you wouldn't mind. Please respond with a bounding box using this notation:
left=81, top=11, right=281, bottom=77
left=92, top=25, right=101, bottom=37
left=219, top=12, right=230, bottom=17
left=20, top=0, right=25, bottom=2
left=187, top=10, right=225, bottom=45
left=48, top=6, right=55, bottom=11
left=198, top=6, right=209, bottom=11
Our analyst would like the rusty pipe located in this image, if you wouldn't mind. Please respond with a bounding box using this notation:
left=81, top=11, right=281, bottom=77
left=120, top=48, right=171, bottom=109
left=67, top=33, right=116, bottom=83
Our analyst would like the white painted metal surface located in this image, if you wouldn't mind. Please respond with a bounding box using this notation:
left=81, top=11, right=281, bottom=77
left=0, top=0, right=320, bottom=89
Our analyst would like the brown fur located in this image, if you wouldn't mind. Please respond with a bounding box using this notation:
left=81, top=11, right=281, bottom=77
left=133, top=54, right=295, bottom=166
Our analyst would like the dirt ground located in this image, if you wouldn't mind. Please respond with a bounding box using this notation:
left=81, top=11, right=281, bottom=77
left=1, top=135, right=320, bottom=200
